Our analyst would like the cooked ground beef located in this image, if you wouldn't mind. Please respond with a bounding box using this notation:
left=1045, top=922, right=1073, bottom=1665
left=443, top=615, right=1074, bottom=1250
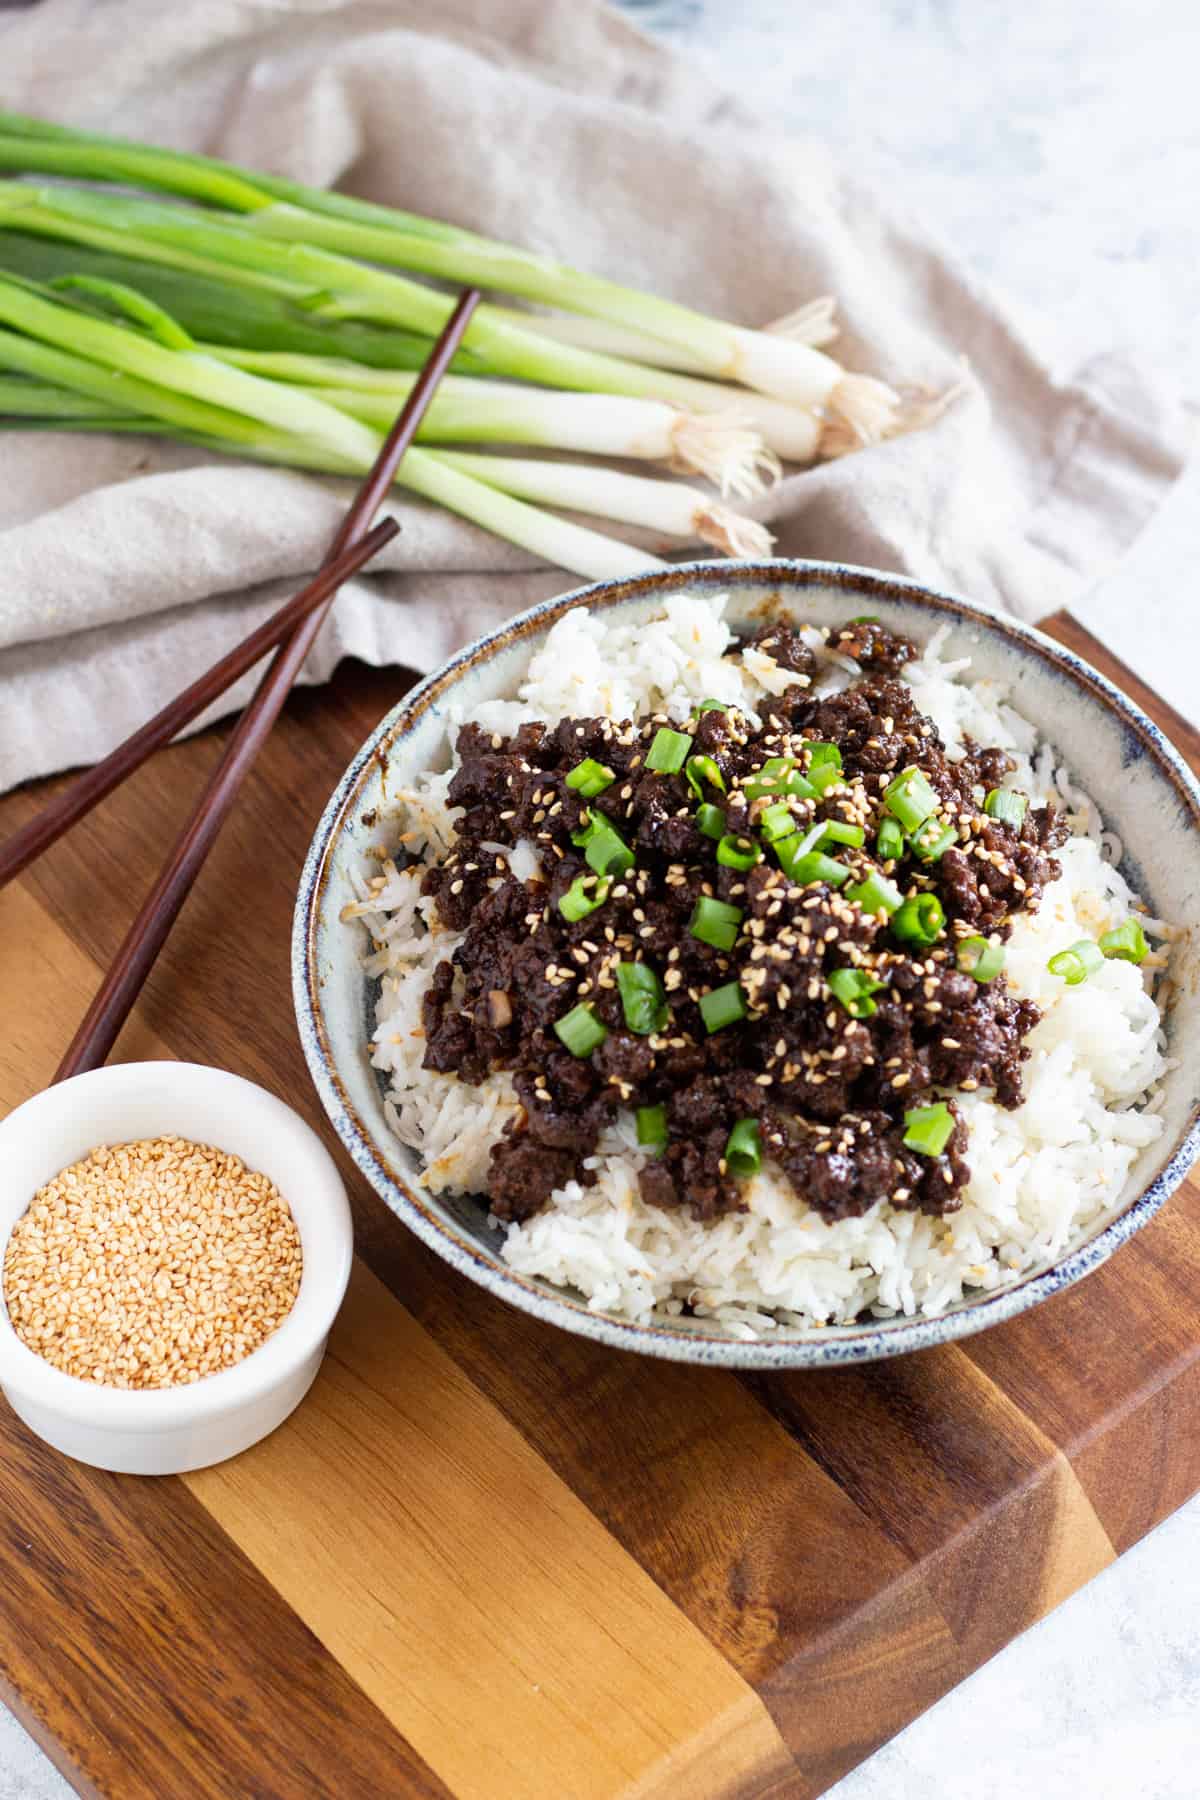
left=419, top=619, right=1065, bottom=1226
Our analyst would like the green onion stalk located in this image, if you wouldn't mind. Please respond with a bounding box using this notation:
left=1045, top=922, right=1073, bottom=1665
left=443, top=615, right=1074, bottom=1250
left=205, top=356, right=772, bottom=497
left=0, top=283, right=671, bottom=581
left=0, top=181, right=800, bottom=470
left=0, top=111, right=903, bottom=438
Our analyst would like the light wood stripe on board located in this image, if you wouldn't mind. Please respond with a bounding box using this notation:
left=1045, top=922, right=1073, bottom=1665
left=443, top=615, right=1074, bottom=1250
left=185, top=1261, right=796, bottom=1800
left=2, top=859, right=795, bottom=1797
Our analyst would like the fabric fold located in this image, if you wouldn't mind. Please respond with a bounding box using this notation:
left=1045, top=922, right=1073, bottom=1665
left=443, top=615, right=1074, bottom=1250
left=0, top=0, right=1187, bottom=792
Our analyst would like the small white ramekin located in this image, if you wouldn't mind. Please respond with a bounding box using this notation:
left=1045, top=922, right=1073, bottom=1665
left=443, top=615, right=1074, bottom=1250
left=0, top=1061, right=352, bottom=1475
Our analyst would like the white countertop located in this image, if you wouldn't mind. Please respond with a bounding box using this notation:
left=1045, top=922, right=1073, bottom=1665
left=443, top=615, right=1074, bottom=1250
left=2, top=0, right=1198, bottom=1794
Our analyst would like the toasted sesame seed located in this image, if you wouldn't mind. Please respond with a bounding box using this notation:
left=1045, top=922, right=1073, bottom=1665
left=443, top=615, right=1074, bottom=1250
left=3, top=1139, right=302, bottom=1391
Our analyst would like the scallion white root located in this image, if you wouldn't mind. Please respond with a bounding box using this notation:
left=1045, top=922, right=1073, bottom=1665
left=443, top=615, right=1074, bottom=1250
left=201, top=353, right=776, bottom=497
left=432, top=450, right=775, bottom=556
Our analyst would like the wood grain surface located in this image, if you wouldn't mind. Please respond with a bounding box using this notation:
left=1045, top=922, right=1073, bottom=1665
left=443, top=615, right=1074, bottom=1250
left=0, top=611, right=1195, bottom=1799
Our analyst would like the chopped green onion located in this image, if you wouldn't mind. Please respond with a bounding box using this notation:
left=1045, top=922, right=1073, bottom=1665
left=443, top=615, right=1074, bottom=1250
left=743, top=757, right=790, bottom=802
left=645, top=727, right=693, bottom=773
left=696, top=802, right=726, bottom=839
left=777, top=844, right=851, bottom=887
left=903, top=1102, right=956, bottom=1157
left=684, top=752, right=726, bottom=800
left=637, top=1104, right=667, bottom=1150
left=819, top=819, right=865, bottom=848
left=558, top=873, right=611, bottom=922
left=891, top=893, right=945, bottom=946
left=911, top=818, right=957, bottom=862
left=1047, top=939, right=1105, bottom=986
left=848, top=614, right=881, bottom=624
left=724, top=1117, right=762, bottom=1178
left=615, top=962, right=669, bottom=1036
left=876, top=817, right=906, bottom=862
left=758, top=800, right=797, bottom=844
left=984, top=788, right=1027, bottom=829
left=689, top=896, right=743, bottom=951
left=957, top=936, right=1005, bottom=982
left=845, top=871, right=903, bottom=917
left=581, top=815, right=634, bottom=877
left=699, top=982, right=747, bottom=1034
left=554, top=1003, right=607, bottom=1057
left=565, top=757, right=615, bottom=798
left=695, top=699, right=728, bottom=714
left=717, top=833, right=762, bottom=871
left=804, top=741, right=843, bottom=774
left=828, top=967, right=885, bottom=1018
left=745, top=756, right=814, bottom=803
left=808, top=763, right=843, bottom=797
left=884, top=767, right=938, bottom=832
left=1099, top=918, right=1149, bottom=964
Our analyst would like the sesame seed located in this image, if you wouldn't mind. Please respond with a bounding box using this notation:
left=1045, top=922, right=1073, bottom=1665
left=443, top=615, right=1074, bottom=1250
left=3, top=1139, right=302, bottom=1390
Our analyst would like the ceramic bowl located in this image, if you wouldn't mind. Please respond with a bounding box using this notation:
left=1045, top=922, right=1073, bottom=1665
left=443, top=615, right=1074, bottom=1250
left=0, top=1061, right=353, bottom=1472
left=293, top=561, right=1200, bottom=1369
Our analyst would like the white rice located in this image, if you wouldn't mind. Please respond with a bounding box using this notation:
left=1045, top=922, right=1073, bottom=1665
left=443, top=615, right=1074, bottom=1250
left=355, top=593, right=1171, bottom=1335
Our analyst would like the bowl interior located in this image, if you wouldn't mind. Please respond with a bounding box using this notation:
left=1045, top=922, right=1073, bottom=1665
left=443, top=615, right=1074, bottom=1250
left=296, top=562, right=1200, bottom=1366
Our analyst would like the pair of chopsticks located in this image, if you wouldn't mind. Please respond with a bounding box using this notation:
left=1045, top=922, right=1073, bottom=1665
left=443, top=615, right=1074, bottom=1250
left=0, top=288, right=481, bottom=1086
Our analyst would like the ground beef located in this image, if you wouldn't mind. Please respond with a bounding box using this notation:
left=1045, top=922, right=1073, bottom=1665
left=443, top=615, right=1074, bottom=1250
left=417, top=618, right=1054, bottom=1226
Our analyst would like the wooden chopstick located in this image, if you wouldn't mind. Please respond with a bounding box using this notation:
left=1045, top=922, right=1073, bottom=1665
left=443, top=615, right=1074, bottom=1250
left=0, top=525, right=397, bottom=892
left=52, top=286, right=481, bottom=1084
left=0, top=297, right=467, bottom=895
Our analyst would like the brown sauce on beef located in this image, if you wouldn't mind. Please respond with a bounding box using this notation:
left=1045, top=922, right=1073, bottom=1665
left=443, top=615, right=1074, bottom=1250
left=417, top=622, right=1066, bottom=1225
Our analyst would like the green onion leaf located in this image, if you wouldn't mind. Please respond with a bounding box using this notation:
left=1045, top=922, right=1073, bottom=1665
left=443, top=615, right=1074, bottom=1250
left=884, top=767, right=938, bottom=832
left=689, top=896, right=744, bottom=951
left=558, top=873, right=611, bottom=923
left=911, top=818, right=957, bottom=862
left=684, top=752, right=725, bottom=800
left=845, top=871, right=903, bottom=916
left=848, top=614, right=881, bottom=624
left=636, top=1104, right=667, bottom=1150
left=1047, top=939, right=1105, bottom=985
left=716, top=833, right=762, bottom=871
left=828, top=967, right=886, bottom=1018
left=957, top=935, right=1005, bottom=982
left=984, top=788, right=1027, bottom=829
left=579, top=815, right=634, bottom=878
left=776, top=844, right=851, bottom=887
left=903, top=1102, right=956, bottom=1157
left=1099, top=918, right=1149, bottom=964
left=699, top=982, right=747, bottom=1034
left=645, top=727, right=693, bottom=773
left=758, top=800, right=797, bottom=844
left=724, top=1117, right=762, bottom=1178
left=696, top=802, right=726, bottom=840
left=876, top=816, right=905, bottom=862
left=615, top=962, right=669, bottom=1036
left=695, top=699, right=728, bottom=715
left=554, top=1003, right=607, bottom=1058
left=891, top=893, right=945, bottom=946
left=565, top=757, right=615, bottom=798
left=818, top=819, right=865, bottom=848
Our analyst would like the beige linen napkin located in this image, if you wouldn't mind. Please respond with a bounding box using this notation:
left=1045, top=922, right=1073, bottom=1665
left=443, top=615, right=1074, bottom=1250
left=0, top=0, right=1188, bottom=791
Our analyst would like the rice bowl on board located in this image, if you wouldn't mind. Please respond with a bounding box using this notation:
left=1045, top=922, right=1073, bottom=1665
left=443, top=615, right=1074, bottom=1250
left=294, top=563, right=1200, bottom=1367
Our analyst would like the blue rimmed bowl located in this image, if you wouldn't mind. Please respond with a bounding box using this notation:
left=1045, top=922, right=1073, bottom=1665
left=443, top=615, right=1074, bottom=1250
left=292, top=561, right=1200, bottom=1369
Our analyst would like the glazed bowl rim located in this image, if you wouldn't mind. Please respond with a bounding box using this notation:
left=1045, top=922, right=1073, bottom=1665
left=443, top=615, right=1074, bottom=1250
left=293, top=558, right=1200, bottom=1369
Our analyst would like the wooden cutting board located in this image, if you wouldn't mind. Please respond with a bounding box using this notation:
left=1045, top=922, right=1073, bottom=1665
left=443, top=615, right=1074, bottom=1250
left=0, top=615, right=1196, bottom=1800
